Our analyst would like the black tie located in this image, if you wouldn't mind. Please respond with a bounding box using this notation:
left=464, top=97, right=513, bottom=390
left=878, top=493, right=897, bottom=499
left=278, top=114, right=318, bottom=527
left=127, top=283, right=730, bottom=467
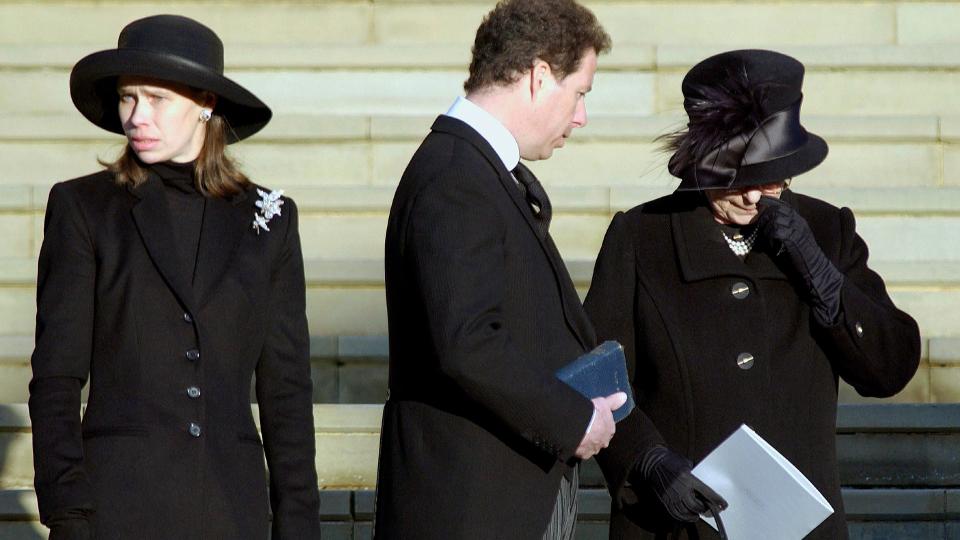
left=512, top=163, right=552, bottom=236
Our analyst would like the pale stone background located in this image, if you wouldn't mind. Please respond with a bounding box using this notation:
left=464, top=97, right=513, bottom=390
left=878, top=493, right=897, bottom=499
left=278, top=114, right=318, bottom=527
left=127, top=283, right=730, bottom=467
left=1, top=2, right=959, bottom=524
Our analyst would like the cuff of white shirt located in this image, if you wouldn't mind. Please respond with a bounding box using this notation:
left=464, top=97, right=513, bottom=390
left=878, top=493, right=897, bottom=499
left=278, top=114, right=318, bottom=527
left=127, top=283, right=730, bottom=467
left=584, top=408, right=597, bottom=436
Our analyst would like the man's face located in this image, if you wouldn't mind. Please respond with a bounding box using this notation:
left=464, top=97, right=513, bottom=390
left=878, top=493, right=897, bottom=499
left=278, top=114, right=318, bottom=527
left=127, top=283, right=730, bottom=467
left=522, top=49, right=598, bottom=161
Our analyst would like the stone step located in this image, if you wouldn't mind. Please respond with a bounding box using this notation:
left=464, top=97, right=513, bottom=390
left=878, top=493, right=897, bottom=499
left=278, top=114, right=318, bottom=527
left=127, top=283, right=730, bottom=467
left=0, top=253, right=958, bottom=287
left=3, top=113, right=946, bottom=142
left=0, top=488, right=956, bottom=540
left=4, top=181, right=960, bottom=263
left=4, top=181, right=960, bottom=214
left=0, top=489, right=379, bottom=539
left=0, top=251, right=958, bottom=339
left=5, top=3, right=960, bottom=50
left=0, top=335, right=393, bottom=405
left=0, top=403, right=381, bottom=490
left=4, top=206, right=960, bottom=265
left=837, top=404, right=960, bottom=491
left=1, top=136, right=954, bottom=191
left=0, top=283, right=953, bottom=345
left=0, top=405, right=957, bottom=538
left=5, top=181, right=960, bottom=220
left=1, top=335, right=957, bottom=405
left=12, top=43, right=960, bottom=71
left=1, top=113, right=955, bottom=190
left=9, top=64, right=960, bottom=118
left=3, top=3, right=950, bottom=51
left=0, top=404, right=956, bottom=487
left=1, top=255, right=958, bottom=289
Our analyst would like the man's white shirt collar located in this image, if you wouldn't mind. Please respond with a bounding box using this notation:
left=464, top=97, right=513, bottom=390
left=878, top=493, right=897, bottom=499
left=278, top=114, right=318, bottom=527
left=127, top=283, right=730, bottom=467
left=444, top=96, right=520, bottom=172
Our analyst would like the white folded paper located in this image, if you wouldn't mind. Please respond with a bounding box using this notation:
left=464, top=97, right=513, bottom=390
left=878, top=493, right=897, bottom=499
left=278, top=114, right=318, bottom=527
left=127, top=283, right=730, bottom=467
left=691, top=424, right=834, bottom=540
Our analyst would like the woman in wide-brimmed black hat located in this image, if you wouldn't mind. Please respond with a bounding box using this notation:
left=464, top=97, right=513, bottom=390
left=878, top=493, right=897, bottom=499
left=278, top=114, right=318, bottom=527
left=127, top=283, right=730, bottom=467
left=29, top=15, right=320, bottom=539
left=583, top=49, right=921, bottom=539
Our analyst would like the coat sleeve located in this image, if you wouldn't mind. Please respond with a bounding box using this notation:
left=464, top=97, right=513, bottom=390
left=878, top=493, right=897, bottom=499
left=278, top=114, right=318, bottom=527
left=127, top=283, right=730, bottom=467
left=254, top=199, right=322, bottom=538
left=404, top=165, right=594, bottom=463
left=28, top=182, right=96, bottom=528
left=583, top=211, right=666, bottom=505
left=818, top=207, right=921, bottom=397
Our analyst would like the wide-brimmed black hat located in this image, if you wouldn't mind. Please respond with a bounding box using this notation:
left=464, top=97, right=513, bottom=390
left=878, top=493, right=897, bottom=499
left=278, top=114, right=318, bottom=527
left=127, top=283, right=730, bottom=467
left=667, top=49, right=828, bottom=191
left=70, top=14, right=271, bottom=143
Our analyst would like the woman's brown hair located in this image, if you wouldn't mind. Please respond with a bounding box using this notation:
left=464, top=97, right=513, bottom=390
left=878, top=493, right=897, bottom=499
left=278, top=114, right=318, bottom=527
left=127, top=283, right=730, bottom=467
left=99, top=113, right=250, bottom=198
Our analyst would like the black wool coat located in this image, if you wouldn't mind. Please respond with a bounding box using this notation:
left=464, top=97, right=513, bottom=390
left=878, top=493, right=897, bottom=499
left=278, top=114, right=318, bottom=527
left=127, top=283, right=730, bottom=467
left=584, top=190, right=921, bottom=540
left=374, top=116, right=597, bottom=539
left=29, top=170, right=321, bottom=539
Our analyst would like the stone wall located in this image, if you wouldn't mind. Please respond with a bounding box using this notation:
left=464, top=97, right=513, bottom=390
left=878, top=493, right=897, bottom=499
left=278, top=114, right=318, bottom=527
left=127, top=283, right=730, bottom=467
left=1, top=2, right=959, bottom=535
left=1, top=404, right=957, bottom=538
left=2, top=1, right=958, bottom=407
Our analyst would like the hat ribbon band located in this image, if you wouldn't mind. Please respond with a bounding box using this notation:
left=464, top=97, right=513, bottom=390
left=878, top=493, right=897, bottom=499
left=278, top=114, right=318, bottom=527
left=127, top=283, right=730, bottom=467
left=694, top=97, right=808, bottom=189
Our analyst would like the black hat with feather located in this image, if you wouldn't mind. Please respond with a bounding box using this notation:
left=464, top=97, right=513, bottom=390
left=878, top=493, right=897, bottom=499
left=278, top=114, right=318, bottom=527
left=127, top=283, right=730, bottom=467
left=666, top=49, right=828, bottom=191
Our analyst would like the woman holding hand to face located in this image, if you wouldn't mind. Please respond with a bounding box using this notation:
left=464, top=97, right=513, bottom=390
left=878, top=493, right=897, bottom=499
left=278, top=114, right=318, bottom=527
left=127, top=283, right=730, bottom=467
left=585, top=50, right=920, bottom=539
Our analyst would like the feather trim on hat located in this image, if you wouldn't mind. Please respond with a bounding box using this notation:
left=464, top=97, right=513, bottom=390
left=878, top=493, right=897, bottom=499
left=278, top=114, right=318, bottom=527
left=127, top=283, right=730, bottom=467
left=662, top=65, right=786, bottom=175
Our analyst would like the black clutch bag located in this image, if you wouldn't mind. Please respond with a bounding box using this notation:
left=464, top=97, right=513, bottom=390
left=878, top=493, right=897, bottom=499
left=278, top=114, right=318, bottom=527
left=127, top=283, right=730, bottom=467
left=555, top=341, right=635, bottom=423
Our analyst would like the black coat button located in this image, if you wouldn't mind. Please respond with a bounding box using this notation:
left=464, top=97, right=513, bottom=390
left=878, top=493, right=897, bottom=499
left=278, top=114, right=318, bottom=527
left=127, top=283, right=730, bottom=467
left=188, top=422, right=202, bottom=437
left=737, top=353, right=755, bottom=370
left=731, top=282, right=750, bottom=300
left=187, top=386, right=201, bottom=399
left=183, top=312, right=193, bottom=323
left=185, top=349, right=200, bottom=361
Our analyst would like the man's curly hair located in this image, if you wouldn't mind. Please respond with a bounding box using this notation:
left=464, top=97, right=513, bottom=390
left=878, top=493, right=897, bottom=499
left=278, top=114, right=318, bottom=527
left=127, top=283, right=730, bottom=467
left=464, top=0, right=611, bottom=93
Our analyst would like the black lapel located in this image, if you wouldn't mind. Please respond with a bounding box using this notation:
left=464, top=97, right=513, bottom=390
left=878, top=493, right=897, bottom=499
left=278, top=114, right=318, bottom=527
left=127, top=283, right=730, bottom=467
left=672, top=193, right=788, bottom=282
left=431, top=115, right=594, bottom=349
left=130, top=174, right=196, bottom=313
left=544, top=234, right=597, bottom=349
left=193, top=189, right=251, bottom=306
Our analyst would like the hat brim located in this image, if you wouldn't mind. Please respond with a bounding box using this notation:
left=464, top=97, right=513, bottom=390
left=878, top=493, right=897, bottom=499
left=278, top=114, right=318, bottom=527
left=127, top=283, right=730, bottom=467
left=676, top=132, right=828, bottom=191
left=70, top=49, right=271, bottom=143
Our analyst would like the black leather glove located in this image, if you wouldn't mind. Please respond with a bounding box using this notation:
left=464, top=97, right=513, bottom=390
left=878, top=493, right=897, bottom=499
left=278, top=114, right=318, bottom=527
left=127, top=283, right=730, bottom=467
left=634, top=445, right=728, bottom=522
left=757, top=195, right=844, bottom=325
left=47, top=517, right=91, bottom=540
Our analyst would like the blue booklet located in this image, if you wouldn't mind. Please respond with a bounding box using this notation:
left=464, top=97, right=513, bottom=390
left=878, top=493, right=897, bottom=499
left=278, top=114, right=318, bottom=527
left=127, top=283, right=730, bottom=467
left=555, top=341, right=635, bottom=423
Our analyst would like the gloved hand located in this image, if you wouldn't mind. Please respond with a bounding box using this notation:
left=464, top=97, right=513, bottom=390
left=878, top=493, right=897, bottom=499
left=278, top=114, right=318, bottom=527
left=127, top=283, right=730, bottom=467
left=633, top=445, right=728, bottom=522
left=757, top=195, right=844, bottom=325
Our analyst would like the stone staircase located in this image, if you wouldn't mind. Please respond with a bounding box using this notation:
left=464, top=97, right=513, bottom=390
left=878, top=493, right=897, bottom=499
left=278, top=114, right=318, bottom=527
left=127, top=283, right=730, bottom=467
left=0, top=403, right=956, bottom=539
left=2, top=0, right=960, bottom=536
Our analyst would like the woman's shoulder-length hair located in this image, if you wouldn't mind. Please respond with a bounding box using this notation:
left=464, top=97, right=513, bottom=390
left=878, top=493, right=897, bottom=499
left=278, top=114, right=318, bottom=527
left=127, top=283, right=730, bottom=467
left=99, top=114, right=250, bottom=198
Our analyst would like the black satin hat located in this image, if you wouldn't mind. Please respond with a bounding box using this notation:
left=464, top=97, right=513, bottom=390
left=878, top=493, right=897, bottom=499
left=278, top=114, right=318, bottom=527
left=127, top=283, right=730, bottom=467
left=70, top=14, right=271, bottom=143
left=668, top=49, right=828, bottom=191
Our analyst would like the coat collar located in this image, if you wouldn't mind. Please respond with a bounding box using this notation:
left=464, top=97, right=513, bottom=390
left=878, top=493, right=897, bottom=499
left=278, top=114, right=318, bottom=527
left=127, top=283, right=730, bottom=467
left=671, top=191, right=789, bottom=282
left=443, top=98, right=520, bottom=171
left=430, top=115, right=595, bottom=349
left=130, top=172, right=251, bottom=314
left=431, top=115, right=545, bottom=241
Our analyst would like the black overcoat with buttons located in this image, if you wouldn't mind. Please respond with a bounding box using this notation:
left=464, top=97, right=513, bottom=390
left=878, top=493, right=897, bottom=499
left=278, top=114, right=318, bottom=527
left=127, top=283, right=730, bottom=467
left=584, top=190, right=920, bottom=540
left=29, top=170, right=321, bottom=539
left=374, top=116, right=597, bottom=539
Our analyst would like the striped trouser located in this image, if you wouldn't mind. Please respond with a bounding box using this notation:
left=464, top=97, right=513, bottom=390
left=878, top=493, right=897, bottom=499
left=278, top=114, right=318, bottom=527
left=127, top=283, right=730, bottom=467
left=541, top=465, right=579, bottom=540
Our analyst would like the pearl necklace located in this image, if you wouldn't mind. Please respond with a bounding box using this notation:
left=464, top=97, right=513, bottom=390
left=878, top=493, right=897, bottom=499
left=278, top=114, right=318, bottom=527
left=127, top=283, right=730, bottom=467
left=721, top=227, right=759, bottom=257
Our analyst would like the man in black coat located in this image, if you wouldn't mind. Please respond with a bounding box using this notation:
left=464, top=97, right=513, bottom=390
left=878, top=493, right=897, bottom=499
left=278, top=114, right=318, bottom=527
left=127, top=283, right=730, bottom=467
left=374, top=1, right=624, bottom=538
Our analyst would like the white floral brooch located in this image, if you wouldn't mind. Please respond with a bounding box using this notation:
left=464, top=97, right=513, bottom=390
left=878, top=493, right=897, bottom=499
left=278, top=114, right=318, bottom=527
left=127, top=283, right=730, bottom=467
left=252, top=188, right=284, bottom=234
